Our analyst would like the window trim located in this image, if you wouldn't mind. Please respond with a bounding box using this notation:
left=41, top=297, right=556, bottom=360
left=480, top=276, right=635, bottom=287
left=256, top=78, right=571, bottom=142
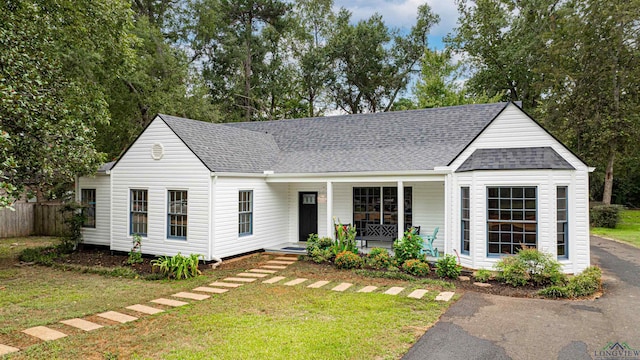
left=557, top=186, right=569, bottom=259
left=130, top=189, right=148, bottom=237
left=239, top=190, right=253, bottom=237
left=81, top=189, right=96, bottom=228
left=167, top=190, right=188, bottom=240
left=486, top=186, right=538, bottom=256
left=352, top=186, right=412, bottom=237
left=461, top=187, right=470, bottom=255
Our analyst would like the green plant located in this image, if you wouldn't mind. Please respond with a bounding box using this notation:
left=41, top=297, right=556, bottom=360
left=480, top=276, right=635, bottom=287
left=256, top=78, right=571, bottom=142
left=366, top=248, right=393, bottom=269
left=494, top=248, right=567, bottom=287
left=402, top=259, right=430, bottom=277
left=18, top=246, right=61, bottom=266
left=310, top=247, right=334, bottom=264
left=538, top=285, right=570, bottom=299
left=494, top=256, right=529, bottom=286
left=590, top=204, right=623, bottom=228
left=539, top=266, right=602, bottom=299
left=151, top=253, right=203, bottom=279
left=60, top=202, right=85, bottom=252
left=474, top=269, right=492, bottom=283
left=332, top=220, right=358, bottom=255
left=434, top=254, right=461, bottom=279
left=127, top=234, right=143, bottom=265
left=334, top=250, right=363, bottom=269
left=393, top=228, right=424, bottom=264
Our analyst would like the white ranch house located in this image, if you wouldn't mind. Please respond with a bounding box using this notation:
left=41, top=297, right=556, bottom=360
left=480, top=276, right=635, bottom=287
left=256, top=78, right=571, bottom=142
left=77, top=102, right=592, bottom=273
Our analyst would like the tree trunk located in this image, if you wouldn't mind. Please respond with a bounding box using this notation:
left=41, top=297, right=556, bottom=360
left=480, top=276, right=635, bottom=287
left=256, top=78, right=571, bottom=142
left=602, top=149, right=615, bottom=205
left=244, top=15, right=253, bottom=122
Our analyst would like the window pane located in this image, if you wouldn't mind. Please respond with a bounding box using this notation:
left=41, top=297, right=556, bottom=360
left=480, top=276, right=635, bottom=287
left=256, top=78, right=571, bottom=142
left=486, top=186, right=537, bottom=254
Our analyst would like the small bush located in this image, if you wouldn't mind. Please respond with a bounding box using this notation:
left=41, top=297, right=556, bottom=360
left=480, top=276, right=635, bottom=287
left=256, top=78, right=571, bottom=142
left=435, top=254, right=461, bottom=279
left=310, top=247, right=334, bottom=264
left=538, top=285, right=569, bottom=299
left=151, top=253, right=203, bottom=279
left=19, top=246, right=61, bottom=266
left=539, top=266, right=602, bottom=299
left=474, top=269, right=492, bottom=283
left=334, top=251, right=363, bottom=269
left=494, top=248, right=567, bottom=287
left=402, top=259, right=430, bottom=277
left=366, top=248, right=393, bottom=269
left=127, top=234, right=143, bottom=265
left=393, top=228, right=424, bottom=264
left=590, top=204, right=623, bottom=228
left=494, top=256, right=529, bottom=287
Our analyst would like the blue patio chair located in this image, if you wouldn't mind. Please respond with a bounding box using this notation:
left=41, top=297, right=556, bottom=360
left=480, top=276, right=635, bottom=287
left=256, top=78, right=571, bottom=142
left=422, top=227, right=439, bottom=258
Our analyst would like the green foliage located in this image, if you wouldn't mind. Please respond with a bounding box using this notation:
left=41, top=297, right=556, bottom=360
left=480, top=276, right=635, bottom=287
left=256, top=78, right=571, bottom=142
left=334, top=251, right=363, bottom=270
left=474, top=269, right=492, bottom=283
left=393, top=228, right=424, bottom=265
left=591, top=209, right=640, bottom=248
left=434, top=254, right=461, bottom=279
left=590, top=205, right=623, bottom=228
left=365, top=248, right=393, bottom=270
left=495, top=248, right=567, bottom=287
left=305, top=233, right=332, bottom=255
left=310, top=248, right=334, bottom=264
left=18, top=246, right=61, bottom=266
left=127, top=234, right=143, bottom=265
left=57, top=202, right=85, bottom=252
left=401, top=259, right=430, bottom=277
left=151, top=253, right=203, bottom=279
left=331, top=221, right=358, bottom=255
left=539, top=266, right=602, bottom=299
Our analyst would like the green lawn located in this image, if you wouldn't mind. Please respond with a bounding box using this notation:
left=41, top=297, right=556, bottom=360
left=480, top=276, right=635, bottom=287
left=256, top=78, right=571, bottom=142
left=0, top=237, right=451, bottom=359
left=591, top=209, right=640, bottom=248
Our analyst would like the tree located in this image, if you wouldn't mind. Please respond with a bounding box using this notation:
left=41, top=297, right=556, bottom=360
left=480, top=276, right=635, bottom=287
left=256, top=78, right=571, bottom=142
left=326, top=5, right=439, bottom=113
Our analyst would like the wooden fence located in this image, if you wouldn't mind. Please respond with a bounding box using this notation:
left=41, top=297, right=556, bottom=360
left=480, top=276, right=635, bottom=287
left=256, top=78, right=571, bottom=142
left=0, top=203, right=69, bottom=238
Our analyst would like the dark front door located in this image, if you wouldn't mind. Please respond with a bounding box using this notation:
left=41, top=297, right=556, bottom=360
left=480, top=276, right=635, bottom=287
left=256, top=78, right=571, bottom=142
left=299, top=192, right=318, bottom=241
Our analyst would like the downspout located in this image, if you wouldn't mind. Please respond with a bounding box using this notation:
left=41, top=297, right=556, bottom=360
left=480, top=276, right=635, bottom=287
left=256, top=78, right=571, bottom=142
left=209, top=175, right=222, bottom=268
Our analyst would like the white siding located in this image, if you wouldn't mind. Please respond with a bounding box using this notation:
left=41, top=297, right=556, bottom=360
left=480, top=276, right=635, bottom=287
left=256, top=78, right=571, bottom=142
left=407, top=182, right=445, bottom=250
left=451, top=169, right=589, bottom=273
left=78, top=175, right=111, bottom=246
left=110, top=118, right=212, bottom=259
left=213, top=177, right=288, bottom=258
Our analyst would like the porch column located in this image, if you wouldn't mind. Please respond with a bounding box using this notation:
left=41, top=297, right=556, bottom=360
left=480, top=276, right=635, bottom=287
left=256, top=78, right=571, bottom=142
left=326, top=181, right=334, bottom=239
left=397, top=180, right=404, bottom=240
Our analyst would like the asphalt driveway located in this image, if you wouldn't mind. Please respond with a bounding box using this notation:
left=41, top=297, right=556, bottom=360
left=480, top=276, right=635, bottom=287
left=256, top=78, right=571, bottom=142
left=403, top=236, right=640, bottom=360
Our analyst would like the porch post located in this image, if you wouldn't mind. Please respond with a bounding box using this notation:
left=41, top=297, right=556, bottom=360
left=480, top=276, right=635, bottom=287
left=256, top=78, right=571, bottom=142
left=326, top=181, right=334, bottom=239
left=397, top=180, right=404, bottom=240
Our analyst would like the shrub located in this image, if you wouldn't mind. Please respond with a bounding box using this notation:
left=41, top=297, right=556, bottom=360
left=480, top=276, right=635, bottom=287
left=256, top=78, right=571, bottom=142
left=306, top=234, right=333, bottom=257
left=332, top=221, right=358, bottom=255
left=127, top=234, right=143, bottom=265
left=494, top=248, right=567, bottom=287
left=539, top=266, right=602, bottom=299
left=19, top=246, right=61, bottom=266
left=366, top=248, right=393, bottom=269
left=435, top=254, right=461, bottom=279
left=151, top=253, right=203, bottom=279
left=334, top=251, right=363, bottom=269
left=474, top=269, right=492, bottom=283
left=393, top=228, right=424, bottom=264
left=494, top=256, right=529, bottom=287
left=402, top=259, right=430, bottom=277
left=310, top=247, right=334, bottom=264
left=538, top=285, right=570, bottom=299
left=590, top=204, right=623, bottom=228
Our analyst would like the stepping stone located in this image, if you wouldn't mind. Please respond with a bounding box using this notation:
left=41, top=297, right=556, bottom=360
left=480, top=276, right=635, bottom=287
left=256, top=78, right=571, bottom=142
left=435, top=291, right=455, bottom=302
left=283, top=278, right=307, bottom=286
left=384, top=287, right=405, bottom=295
left=236, top=272, right=268, bottom=278
left=60, top=318, right=103, bottom=331
left=151, top=298, right=188, bottom=307
left=459, top=276, right=471, bottom=281
left=210, top=282, right=243, bottom=288
left=0, top=344, right=20, bottom=356
left=172, top=292, right=210, bottom=301
left=193, top=286, right=228, bottom=294
left=474, top=282, right=492, bottom=288
left=97, top=311, right=138, bottom=324
left=249, top=268, right=277, bottom=274
left=263, top=276, right=286, bottom=284
left=126, top=304, right=164, bottom=315
left=275, top=256, right=298, bottom=261
left=358, top=285, right=378, bottom=293
left=307, top=280, right=330, bottom=289
left=407, top=289, right=429, bottom=299
left=266, top=260, right=296, bottom=265
left=261, top=265, right=287, bottom=270
left=331, top=283, right=353, bottom=292
left=223, top=277, right=256, bottom=283
left=22, top=326, right=67, bottom=341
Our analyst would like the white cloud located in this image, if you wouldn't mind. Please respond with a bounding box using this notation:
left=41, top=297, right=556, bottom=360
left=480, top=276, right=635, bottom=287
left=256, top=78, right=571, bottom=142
left=333, top=0, right=460, bottom=49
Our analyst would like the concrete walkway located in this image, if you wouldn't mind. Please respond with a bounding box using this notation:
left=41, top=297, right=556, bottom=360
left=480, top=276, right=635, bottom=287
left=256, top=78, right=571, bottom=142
left=0, top=253, right=454, bottom=356
left=403, top=236, right=640, bottom=360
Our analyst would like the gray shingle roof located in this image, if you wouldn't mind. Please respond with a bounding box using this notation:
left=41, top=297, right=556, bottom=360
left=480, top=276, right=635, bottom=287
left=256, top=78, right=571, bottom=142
left=225, top=102, right=509, bottom=173
left=97, top=161, right=115, bottom=173
left=158, top=114, right=280, bottom=173
left=455, top=147, right=575, bottom=172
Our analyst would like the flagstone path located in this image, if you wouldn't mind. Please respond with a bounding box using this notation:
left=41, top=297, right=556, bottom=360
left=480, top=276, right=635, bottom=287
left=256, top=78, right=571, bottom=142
left=1, top=254, right=455, bottom=356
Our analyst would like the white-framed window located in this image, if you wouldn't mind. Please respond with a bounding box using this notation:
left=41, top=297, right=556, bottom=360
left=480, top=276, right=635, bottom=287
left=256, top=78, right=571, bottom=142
left=167, top=190, right=187, bottom=240
left=487, top=186, right=537, bottom=255
left=557, top=186, right=568, bottom=259
left=461, top=187, right=470, bottom=255
left=239, top=190, right=253, bottom=236
left=130, top=189, right=148, bottom=236
left=81, top=189, right=96, bottom=228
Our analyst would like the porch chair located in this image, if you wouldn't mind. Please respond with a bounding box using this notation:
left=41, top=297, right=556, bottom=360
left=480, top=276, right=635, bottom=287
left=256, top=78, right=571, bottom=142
left=421, top=227, right=439, bottom=258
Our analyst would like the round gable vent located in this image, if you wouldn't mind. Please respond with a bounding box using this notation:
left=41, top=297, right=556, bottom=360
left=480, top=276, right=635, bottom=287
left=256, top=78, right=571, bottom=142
left=151, top=143, right=164, bottom=160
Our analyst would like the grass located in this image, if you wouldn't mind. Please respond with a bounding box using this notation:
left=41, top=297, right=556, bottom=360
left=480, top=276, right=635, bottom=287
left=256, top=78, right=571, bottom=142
left=591, top=209, right=640, bottom=248
left=0, top=238, right=452, bottom=359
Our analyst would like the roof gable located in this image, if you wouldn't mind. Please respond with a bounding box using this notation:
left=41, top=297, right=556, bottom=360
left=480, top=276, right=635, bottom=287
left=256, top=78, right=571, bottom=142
left=456, top=147, right=575, bottom=172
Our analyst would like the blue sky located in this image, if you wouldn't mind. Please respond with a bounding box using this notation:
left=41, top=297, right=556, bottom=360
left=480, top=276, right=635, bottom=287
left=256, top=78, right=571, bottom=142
left=333, top=0, right=460, bottom=50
